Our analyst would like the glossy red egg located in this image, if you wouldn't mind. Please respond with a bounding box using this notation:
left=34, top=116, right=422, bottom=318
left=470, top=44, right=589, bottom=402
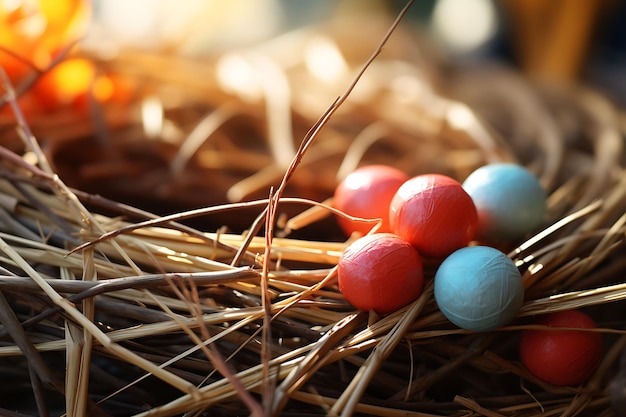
left=389, top=174, right=477, bottom=258
left=520, top=310, right=603, bottom=386
left=334, top=165, right=409, bottom=236
left=338, top=233, right=424, bottom=314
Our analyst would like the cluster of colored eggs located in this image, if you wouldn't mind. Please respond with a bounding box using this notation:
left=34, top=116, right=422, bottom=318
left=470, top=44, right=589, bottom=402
left=335, top=162, right=546, bottom=324
left=334, top=163, right=604, bottom=386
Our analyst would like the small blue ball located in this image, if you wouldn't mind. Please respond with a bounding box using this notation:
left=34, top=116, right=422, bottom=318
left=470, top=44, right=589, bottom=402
left=462, top=163, right=546, bottom=243
left=434, top=246, right=524, bottom=332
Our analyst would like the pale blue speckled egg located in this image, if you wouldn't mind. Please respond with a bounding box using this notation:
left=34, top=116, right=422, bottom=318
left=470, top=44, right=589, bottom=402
left=434, top=246, right=524, bottom=332
left=462, top=163, right=546, bottom=243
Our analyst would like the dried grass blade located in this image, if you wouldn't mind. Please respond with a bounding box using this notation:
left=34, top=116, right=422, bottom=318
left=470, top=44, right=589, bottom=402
left=146, top=290, right=264, bottom=417
left=0, top=291, right=61, bottom=391
left=0, top=67, right=53, bottom=174
left=519, top=281, right=626, bottom=316
left=66, top=248, right=97, bottom=417
left=331, top=284, right=432, bottom=417
left=271, top=311, right=366, bottom=415
left=96, top=314, right=260, bottom=409
left=454, top=395, right=506, bottom=417
left=510, top=199, right=602, bottom=257
left=0, top=268, right=258, bottom=296
left=50, top=175, right=144, bottom=276
left=556, top=173, right=626, bottom=259
left=0, top=288, right=64, bottom=417
left=289, top=390, right=444, bottom=417
left=0, top=236, right=201, bottom=399
left=262, top=188, right=277, bottom=414
left=27, top=366, right=51, bottom=417
left=170, top=103, right=238, bottom=176
left=68, top=199, right=272, bottom=255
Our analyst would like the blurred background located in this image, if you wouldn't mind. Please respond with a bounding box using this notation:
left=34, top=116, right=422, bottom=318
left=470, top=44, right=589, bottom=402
left=83, top=0, right=626, bottom=101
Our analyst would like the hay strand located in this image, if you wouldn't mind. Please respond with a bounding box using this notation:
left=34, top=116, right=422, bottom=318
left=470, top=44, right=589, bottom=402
left=0, top=1, right=624, bottom=416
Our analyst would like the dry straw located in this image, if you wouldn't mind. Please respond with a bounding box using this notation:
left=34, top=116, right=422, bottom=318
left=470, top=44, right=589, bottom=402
left=0, top=1, right=625, bottom=416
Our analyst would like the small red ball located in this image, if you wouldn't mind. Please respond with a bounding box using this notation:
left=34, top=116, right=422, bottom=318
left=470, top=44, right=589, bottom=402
left=389, top=174, right=478, bottom=258
left=338, top=233, right=424, bottom=314
left=520, top=310, right=603, bottom=386
left=333, top=165, right=409, bottom=236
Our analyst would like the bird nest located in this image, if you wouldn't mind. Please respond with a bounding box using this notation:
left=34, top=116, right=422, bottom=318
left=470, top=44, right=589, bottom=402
left=0, top=7, right=625, bottom=417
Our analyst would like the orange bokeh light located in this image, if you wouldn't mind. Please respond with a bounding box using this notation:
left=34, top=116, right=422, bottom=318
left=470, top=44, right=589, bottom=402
left=33, top=58, right=94, bottom=109
left=0, top=0, right=93, bottom=111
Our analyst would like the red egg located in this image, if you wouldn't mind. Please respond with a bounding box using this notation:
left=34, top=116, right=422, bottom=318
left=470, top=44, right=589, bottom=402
left=520, top=310, right=603, bottom=386
left=333, top=165, right=409, bottom=236
left=389, top=174, right=477, bottom=258
left=338, top=233, right=424, bottom=314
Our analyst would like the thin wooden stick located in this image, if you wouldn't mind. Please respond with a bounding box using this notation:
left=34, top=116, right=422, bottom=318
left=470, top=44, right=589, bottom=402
left=261, top=187, right=276, bottom=415
left=68, top=197, right=376, bottom=255
left=0, top=268, right=258, bottom=295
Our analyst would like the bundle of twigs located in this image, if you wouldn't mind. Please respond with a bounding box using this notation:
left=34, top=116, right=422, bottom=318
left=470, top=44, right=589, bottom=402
left=0, top=3, right=625, bottom=417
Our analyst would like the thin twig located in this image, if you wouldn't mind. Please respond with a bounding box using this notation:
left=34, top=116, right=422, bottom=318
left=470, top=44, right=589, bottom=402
left=68, top=197, right=377, bottom=255
left=262, top=187, right=277, bottom=415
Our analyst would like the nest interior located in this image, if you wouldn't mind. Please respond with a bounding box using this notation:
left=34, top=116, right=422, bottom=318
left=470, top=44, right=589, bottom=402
left=0, top=5, right=625, bottom=417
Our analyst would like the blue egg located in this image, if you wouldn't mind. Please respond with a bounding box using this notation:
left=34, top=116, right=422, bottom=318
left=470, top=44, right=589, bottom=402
left=462, top=163, right=546, bottom=243
left=434, top=246, right=524, bottom=332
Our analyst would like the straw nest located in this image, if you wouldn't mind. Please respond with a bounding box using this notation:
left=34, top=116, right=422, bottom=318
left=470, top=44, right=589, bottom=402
left=0, top=7, right=625, bottom=417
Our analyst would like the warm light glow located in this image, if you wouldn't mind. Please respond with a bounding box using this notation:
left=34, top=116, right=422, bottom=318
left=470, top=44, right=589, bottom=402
left=50, top=59, right=93, bottom=97
left=0, top=0, right=91, bottom=83
left=96, top=0, right=159, bottom=49
left=446, top=102, right=475, bottom=130
left=141, top=95, right=164, bottom=139
left=92, top=74, right=114, bottom=102
left=431, top=0, right=497, bottom=53
left=38, top=0, right=90, bottom=41
left=92, top=0, right=280, bottom=53
left=34, top=58, right=95, bottom=109
left=304, top=35, right=348, bottom=83
left=5, top=1, right=45, bottom=38
left=216, top=52, right=263, bottom=102
left=390, top=73, right=429, bottom=104
left=2, top=0, right=22, bottom=14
